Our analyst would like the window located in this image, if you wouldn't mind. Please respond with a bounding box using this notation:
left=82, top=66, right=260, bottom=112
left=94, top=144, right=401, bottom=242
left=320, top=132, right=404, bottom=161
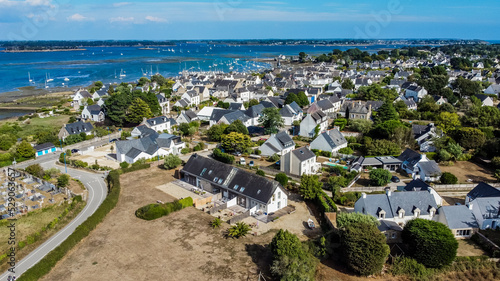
left=213, top=177, right=218, bottom=182
left=278, top=192, right=281, bottom=199
left=277, top=201, right=281, bottom=209
left=391, top=233, right=396, bottom=239
left=218, top=179, right=223, bottom=184
left=272, top=195, right=275, bottom=202
left=234, top=184, right=239, bottom=190
left=240, top=187, right=245, bottom=192
left=200, top=168, right=207, bottom=176
left=456, top=229, right=471, bottom=237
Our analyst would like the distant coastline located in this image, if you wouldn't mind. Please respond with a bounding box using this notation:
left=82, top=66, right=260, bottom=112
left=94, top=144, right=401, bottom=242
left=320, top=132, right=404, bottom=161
left=1, top=48, right=86, bottom=53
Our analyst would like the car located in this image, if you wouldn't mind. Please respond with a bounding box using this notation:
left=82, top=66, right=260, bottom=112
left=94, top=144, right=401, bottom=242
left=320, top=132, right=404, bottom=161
left=110, top=138, right=118, bottom=142
left=249, top=161, right=254, bottom=167
left=71, top=149, right=80, bottom=154
left=233, top=152, right=242, bottom=157
left=391, top=176, right=400, bottom=183
left=240, top=157, right=246, bottom=165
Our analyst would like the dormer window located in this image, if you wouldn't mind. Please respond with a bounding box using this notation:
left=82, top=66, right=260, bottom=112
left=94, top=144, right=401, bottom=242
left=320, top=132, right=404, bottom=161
left=378, top=209, right=386, bottom=219
left=429, top=207, right=436, bottom=217
left=414, top=208, right=421, bottom=218
left=398, top=208, right=405, bottom=219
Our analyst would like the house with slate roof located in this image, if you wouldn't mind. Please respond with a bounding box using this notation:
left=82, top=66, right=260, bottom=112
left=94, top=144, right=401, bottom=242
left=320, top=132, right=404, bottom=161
left=299, top=110, right=328, bottom=138
left=280, top=146, right=321, bottom=176
left=338, top=101, right=372, bottom=120
left=280, top=104, right=303, bottom=126
left=58, top=121, right=94, bottom=141
left=469, top=197, right=500, bottom=230
left=412, top=123, right=439, bottom=152
left=484, top=84, right=500, bottom=97
left=182, top=154, right=288, bottom=214
left=398, top=148, right=442, bottom=182
left=309, top=128, right=348, bottom=155
left=259, top=131, right=295, bottom=157
left=401, top=179, right=443, bottom=206
left=209, top=108, right=234, bottom=127
left=434, top=205, right=478, bottom=238
left=474, top=94, right=494, bottom=107
left=81, top=104, right=105, bottom=122
left=176, top=110, right=199, bottom=124
left=404, top=83, right=428, bottom=102
left=71, top=88, right=93, bottom=109
left=354, top=190, right=438, bottom=228
left=465, top=182, right=500, bottom=203
left=219, top=111, right=252, bottom=127
left=141, top=116, right=175, bottom=133
left=245, top=104, right=265, bottom=126
left=115, top=132, right=185, bottom=164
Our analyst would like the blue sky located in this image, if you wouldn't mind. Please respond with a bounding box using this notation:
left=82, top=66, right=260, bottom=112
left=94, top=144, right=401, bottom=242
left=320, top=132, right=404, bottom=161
left=0, top=0, right=499, bottom=40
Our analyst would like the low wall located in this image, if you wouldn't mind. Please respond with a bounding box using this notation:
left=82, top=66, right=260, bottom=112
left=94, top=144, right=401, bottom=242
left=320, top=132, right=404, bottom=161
left=229, top=209, right=251, bottom=224
left=193, top=196, right=213, bottom=208
left=209, top=202, right=227, bottom=215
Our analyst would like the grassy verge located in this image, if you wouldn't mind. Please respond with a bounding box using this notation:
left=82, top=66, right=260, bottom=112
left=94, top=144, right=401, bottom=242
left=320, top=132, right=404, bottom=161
left=0, top=198, right=85, bottom=273
left=17, top=169, right=123, bottom=281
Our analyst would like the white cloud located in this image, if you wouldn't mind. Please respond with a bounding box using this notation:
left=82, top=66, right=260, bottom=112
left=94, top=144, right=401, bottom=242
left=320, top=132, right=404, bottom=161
left=110, top=16, right=134, bottom=23
left=145, top=16, right=167, bottom=23
left=0, top=0, right=52, bottom=7
left=67, top=13, right=93, bottom=22
left=113, top=2, right=132, bottom=7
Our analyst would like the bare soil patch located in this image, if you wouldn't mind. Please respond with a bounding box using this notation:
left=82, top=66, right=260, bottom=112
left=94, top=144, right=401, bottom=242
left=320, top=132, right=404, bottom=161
left=41, top=166, right=276, bottom=281
left=440, top=161, right=496, bottom=184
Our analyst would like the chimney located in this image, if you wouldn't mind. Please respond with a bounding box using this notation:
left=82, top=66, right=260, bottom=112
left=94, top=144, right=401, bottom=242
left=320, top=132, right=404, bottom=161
left=386, top=189, right=391, bottom=196
left=368, top=104, right=372, bottom=112
left=362, top=193, right=367, bottom=199
left=468, top=203, right=473, bottom=210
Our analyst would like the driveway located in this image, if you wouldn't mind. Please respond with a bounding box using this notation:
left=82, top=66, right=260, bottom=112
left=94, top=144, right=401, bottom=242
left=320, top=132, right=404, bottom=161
left=0, top=158, right=108, bottom=280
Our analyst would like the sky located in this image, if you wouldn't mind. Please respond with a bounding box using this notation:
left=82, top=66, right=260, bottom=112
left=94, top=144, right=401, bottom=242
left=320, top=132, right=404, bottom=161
left=0, top=0, right=499, bottom=41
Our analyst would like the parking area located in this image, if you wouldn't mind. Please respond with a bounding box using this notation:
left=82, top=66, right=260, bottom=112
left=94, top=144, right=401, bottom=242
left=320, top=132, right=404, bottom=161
left=71, top=144, right=120, bottom=169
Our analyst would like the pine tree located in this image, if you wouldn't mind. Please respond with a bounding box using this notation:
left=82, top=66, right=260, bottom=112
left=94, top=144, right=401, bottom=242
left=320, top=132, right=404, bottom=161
left=127, top=98, right=153, bottom=124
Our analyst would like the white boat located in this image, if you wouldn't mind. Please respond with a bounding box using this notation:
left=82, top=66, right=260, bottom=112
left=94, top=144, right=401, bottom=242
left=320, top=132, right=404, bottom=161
left=119, top=69, right=126, bottom=79
left=45, top=73, right=53, bottom=83
left=64, top=77, right=70, bottom=82
left=120, top=53, right=123, bottom=56
left=28, top=72, right=33, bottom=83
left=307, top=218, right=315, bottom=229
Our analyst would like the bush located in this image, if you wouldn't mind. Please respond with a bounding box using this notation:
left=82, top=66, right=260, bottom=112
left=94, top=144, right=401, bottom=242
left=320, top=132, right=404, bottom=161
left=267, top=153, right=280, bottom=162
left=213, top=148, right=234, bottom=164
left=211, top=218, right=222, bottom=228
left=120, top=162, right=129, bottom=169
left=163, top=154, right=182, bottom=170
left=402, top=219, right=458, bottom=268
left=227, top=222, right=251, bottom=238
left=338, top=147, right=354, bottom=155
left=25, top=164, right=44, bottom=178
left=337, top=212, right=380, bottom=229
left=135, top=197, right=193, bottom=220
left=275, top=173, right=288, bottom=186
left=369, top=169, right=392, bottom=186
left=440, top=172, right=458, bottom=184
left=57, top=174, right=70, bottom=188
left=342, top=222, right=389, bottom=276
left=390, top=257, right=433, bottom=280
left=180, top=148, right=190, bottom=154
left=256, top=169, right=265, bottom=176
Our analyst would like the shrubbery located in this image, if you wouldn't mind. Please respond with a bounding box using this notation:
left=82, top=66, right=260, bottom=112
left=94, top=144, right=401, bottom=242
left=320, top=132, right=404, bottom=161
left=440, top=172, right=458, bottom=184
left=135, top=197, right=193, bottom=220
left=213, top=148, right=234, bottom=164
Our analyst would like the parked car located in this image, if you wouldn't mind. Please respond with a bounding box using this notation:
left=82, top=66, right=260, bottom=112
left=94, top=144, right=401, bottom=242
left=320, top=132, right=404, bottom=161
left=71, top=149, right=79, bottom=154
left=110, top=138, right=118, bottom=142
left=240, top=157, right=246, bottom=165
left=249, top=161, right=254, bottom=167
left=391, top=176, right=400, bottom=183
left=233, top=152, right=242, bottom=157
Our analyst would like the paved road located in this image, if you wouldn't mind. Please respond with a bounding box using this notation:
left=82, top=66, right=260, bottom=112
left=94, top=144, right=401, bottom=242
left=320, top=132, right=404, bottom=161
left=0, top=158, right=108, bottom=280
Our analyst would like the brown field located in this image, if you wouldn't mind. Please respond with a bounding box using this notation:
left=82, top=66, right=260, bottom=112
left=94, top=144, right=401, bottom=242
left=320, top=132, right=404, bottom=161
left=440, top=161, right=496, bottom=184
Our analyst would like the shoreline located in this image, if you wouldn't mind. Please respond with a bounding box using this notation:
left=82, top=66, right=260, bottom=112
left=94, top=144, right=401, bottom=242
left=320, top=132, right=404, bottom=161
left=1, top=48, right=86, bottom=53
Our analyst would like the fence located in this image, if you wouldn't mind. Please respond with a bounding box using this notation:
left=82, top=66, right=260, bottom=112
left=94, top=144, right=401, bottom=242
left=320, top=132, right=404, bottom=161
left=346, top=182, right=500, bottom=193
left=259, top=166, right=302, bottom=181
left=228, top=209, right=251, bottom=224
left=475, top=232, right=500, bottom=254
left=209, top=202, right=227, bottom=215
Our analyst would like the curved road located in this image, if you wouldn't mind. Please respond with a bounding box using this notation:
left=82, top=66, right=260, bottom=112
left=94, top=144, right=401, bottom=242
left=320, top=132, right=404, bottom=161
left=0, top=156, right=107, bottom=280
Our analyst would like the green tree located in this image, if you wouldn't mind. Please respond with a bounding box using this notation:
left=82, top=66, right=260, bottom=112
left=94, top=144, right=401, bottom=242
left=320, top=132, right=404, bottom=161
left=437, top=112, right=461, bottom=133
left=94, top=81, right=103, bottom=89
left=220, top=132, right=252, bottom=153
left=206, top=124, right=228, bottom=142
left=299, top=175, right=322, bottom=200
left=452, top=127, right=486, bottom=150
left=336, top=212, right=380, bottom=229
left=248, top=99, right=259, bottom=107
left=224, top=119, right=249, bottom=135
left=374, top=102, right=399, bottom=124
left=348, top=119, right=373, bottom=134
left=358, top=84, right=398, bottom=102
left=452, top=76, right=482, bottom=97
left=178, top=123, right=191, bottom=136
left=440, top=172, right=458, bottom=184
left=297, top=92, right=309, bottom=107
left=369, top=169, right=392, bottom=186
left=25, top=164, right=44, bottom=178
left=256, top=169, right=265, bottom=176
left=57, top=174, right=70, bottom=188
left=342, top=79, right=355, bottom=90
left=0, top=134, right=16, bottom=151
left=120, top=161, right=129, bottom=169
left=127, top=98, right=153, bottom=124
left=163, top=154, right=182, bottom=170
left=270, top=229, right=317, bottom=281
left=402, top=219, right=458, bottom=268
left=275, top=173, right=289, bottom=187
left=365, top=139, right=401, bottom=156
left=341, top=222, right=389, bottom=276
left=68, top=116, right=77, bottom=123
left=104, top=92, right=133, bottom=126
left=258, top=107, right=284, bottom=135
left=285, top=93, right=298, bottom=105
left=16, top=140, right=35, bottom=158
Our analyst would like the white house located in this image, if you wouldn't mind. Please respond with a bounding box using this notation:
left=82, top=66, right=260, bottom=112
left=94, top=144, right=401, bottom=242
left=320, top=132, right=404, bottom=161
left=474, top=94, right=494, bottom=107
left=181, top=90, right=201, bottom=106
left=182, top=154, right=289, bottom=214
left=354, top=190, right=438, bottom=228
left=280, top=104, right=303, bottom=126
left=115, top=133, right=185, bottom=164
left=71, top=88, right=93, bottom=109
left=142, top=116, right=174, bottom=133
left=484, top=84, right=500, bottom=97
left=259, top=131, right=295, bottom=157
left=404, top=84, right=428, bottom=102
left=58, top=121, right=94, bottom=141
left=81, top=105, right=105, bottom=122
left=398, top=149, right=442, bottom=182
left=176, top=110, right=199, bottom=124
left=299, top=110, right=328, bottom=138
left=280, top=147, right=321, bottom=176
left=309, top=128, right=348, bottom=155
left=412, top=123, right=440, bottom=152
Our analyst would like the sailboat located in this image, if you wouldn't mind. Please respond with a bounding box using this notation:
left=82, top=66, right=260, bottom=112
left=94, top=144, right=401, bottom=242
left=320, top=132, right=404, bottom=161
left=114, top=70, right=117, bottom=79
left=64, top=77, right=70, bottom=82
left=28, top=72, right=33, bottom=84
left=46, top=73, right=53, bottom=83
left=119, top=69, right=126, bottom=79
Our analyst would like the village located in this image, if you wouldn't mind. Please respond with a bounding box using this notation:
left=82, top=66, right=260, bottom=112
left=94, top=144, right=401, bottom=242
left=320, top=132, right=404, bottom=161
left=4, top=44, right=500, bottom=280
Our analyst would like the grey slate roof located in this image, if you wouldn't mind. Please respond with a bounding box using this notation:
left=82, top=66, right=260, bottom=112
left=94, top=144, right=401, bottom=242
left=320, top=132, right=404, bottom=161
left=317, top=99, right=334, bottom=111
left=412, top=124, right=432, bottom=139
left=398, top=148, right=422, bottom=168
left=323, top=129, right=347, bottom=150
left=146, top=116, right=171, bottom=126
left=279, top=105, right=297, bottom=117
left=404, top=179, right=431, bottom=192
left=245, top=104, right=265, bottom=118
left=210, top=109, right=234, bottom=122
left=438, top=205, right=479, bottom=229
left=64, top=121, right=93, bottom=135
left=288, top=101, right=303, bottom=113
left=359, top=191, right=438, bottom=219
left=86, top=104, right=103, bottom=115
left=474, top=197, right=500, bottom=220
left=292, top=147, right=316, bottom=162
left=182, top=154, right=283, bottom=204
left=418, top=161, right=441, bottom=177
left=275, top=131, right=294, bottom=148
left=228, top=103, right=243, bottom=111
left=222, top=110, right=250, bottom=123
left=467, top=182, right=500, bottom=201
left=33, top=142, right=55, bottom=151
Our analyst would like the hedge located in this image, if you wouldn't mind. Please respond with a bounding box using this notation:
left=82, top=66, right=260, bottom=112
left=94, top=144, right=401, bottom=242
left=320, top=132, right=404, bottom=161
left=135, top=197, right=193, bottom=221
left=18, top=170, right=123, bottom=281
